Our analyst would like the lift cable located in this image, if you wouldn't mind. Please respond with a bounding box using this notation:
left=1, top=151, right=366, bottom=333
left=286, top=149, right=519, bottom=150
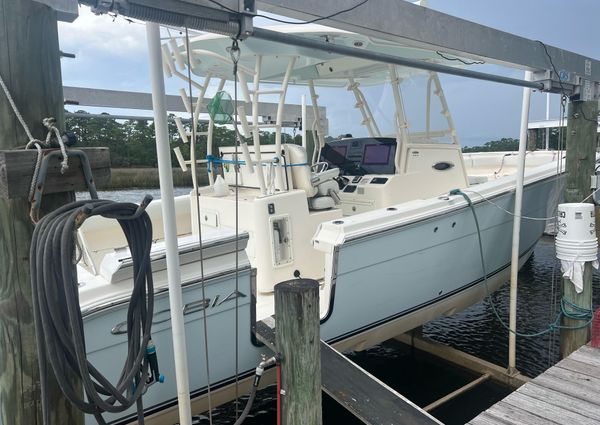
left=184, top=26, right=215, bottom=425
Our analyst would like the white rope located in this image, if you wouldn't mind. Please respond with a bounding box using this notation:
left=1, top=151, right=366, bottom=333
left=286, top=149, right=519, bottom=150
left=25, top=140, right=44, bottom=200
left=463, top=189, right=556, bottom=221
left=0, top=72, right=70, bottom=200
left=43, top=118, right=69, bottom=174
left=0, top=72, right=37, bottom=142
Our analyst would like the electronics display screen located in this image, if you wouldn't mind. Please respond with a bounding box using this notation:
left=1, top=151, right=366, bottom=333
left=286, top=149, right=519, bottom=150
left=320, top=137, right=396, bottom=176
left=363, top=144, right=391, bottom=165
left=324, top=145, right=348, bottom=166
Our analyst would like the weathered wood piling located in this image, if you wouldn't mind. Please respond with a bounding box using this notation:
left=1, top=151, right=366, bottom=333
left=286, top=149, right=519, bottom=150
left=561, top=99, right=599, bottom=358
left=275, top=278, right=323, bottom=425
left=0, top=0, right=83, bottom=423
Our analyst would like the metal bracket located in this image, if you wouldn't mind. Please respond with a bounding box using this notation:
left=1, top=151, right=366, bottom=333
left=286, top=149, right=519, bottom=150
left=32, top=0, right=78, bottom=22
left=83, top=0, right=255, bottom=38
left=30, top=149, right=99, bottom=222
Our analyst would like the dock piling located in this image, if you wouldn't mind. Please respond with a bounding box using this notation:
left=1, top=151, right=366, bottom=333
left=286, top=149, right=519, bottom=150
left=275, top=278, right=322, bottom=425
left=561, top=99, right=598, bottom=359
left=0, top=0, right=82, bottom=423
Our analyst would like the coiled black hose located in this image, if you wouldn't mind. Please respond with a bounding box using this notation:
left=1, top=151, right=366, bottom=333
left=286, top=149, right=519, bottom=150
left=30, top=198, right=155, bottom=425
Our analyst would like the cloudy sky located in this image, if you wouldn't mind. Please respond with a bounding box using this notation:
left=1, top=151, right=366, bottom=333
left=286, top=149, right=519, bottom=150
left=57, top=0, right=600, bottom=146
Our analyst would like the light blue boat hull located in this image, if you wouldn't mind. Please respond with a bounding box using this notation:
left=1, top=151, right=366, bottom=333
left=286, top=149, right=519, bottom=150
left=84, top=176, right=560, bottom=424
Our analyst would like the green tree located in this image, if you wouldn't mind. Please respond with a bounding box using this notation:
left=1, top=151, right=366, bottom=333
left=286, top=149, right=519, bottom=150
left=462, top=137, right=520, bottom=153
left=65, top=110, right=302, bottom=168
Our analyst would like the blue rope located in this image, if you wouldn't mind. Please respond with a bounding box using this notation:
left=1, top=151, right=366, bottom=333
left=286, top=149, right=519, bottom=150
left=449, top=188, right=593, bottom=338
left=205, top=155, right=308, bottom=168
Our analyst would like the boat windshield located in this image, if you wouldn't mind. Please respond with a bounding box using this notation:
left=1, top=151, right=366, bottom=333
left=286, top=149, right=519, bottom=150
left=320, top=137, right=397, bottom=176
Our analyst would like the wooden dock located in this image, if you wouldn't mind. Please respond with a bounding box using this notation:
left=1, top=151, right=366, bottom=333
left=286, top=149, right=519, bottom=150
left=256, top=317, right=440, bottom=424
left=468, top=344, right=600, bottom=425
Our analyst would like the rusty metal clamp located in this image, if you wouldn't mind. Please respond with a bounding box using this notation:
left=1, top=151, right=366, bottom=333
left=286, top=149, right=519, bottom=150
left=30, top=149, right=99, bottom=223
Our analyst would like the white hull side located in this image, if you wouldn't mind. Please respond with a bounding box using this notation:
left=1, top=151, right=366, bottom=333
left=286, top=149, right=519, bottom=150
left=84, top=175, right=560, bottom=424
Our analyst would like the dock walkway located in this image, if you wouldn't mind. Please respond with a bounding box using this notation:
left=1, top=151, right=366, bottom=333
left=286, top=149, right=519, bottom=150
left=468, top=344, right=600, bottom=425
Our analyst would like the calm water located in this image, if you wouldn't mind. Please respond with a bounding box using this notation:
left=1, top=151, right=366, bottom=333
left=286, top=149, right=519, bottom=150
left=83, top=189, right=600, bottom=424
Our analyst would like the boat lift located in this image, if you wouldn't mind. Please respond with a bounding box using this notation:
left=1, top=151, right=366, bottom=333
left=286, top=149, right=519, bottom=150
left=40, top=0, right=600, bottom=423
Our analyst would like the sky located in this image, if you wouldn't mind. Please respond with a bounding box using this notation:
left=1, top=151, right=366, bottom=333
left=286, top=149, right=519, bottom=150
left=57, top=0, right=600, bottom=146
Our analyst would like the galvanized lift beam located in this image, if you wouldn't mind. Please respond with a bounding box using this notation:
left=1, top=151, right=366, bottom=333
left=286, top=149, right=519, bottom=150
left=38, top=0, right=600, bottom=97
left=257, top=0, right=600, bottom=96
left=33, top=0, right=77, bottom=21
left=63, top=86, right=328, bottom=132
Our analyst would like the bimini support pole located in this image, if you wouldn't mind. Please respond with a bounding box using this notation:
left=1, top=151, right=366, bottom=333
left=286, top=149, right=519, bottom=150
left=205, top=77, right=226, bottom=185
left=508, top=70, right=533, bottom=374
left=301, top=94, right=307, bottom=150
left=347, top=77, right=381, bottom=137
left=308, top=79, right=326, bottom=165
left=146, top=22, right=193, bottom=425
left=273, top=56, right=297, bottom=192
left=388, top=65, right=410, bottom=173
left=251, top=55, right=268, bottom=195
left=429, top=73, right=460, bottom=145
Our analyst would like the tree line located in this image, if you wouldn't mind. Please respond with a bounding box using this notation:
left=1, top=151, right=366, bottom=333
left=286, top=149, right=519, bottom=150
left=461, top=128, right=569, bottom=153
left=66, top=110, right=302, bottom=168
left=66, top=111, right=574, bottom=167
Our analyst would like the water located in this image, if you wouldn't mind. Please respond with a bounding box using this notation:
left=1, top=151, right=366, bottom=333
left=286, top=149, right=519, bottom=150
left=86, top=189, right=600, bottom=424
left=77, top=187, right=192, bottom=203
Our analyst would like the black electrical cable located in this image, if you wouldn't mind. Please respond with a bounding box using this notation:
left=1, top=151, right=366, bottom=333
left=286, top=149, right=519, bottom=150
left=205, top=0, right=369, bottom=25
left=537, top=40, right=567, bottom=94
left=538, top=40, right=599, bottom=124
left=436, top=51, right=485, bottom=65
left=30, top=198, right=155, bottom=425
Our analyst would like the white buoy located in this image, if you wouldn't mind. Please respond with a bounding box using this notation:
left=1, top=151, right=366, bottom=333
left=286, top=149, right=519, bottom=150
left=556, top=203, right=598, bottom=262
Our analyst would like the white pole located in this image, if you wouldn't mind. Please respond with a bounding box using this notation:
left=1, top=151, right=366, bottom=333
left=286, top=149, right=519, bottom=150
left=301, top=94, right=307, bottom=150
left=146, top=22, right=193, bottom=425
left=545, top=92, right=551, bottom=150
left=508, top=70, right=533, bottom=373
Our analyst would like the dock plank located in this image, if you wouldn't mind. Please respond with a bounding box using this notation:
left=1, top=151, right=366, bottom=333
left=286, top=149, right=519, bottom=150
left=517, top=381, right=600, bottom=422
left=255, top=321, right=439, bottom=424
left=568, top=348, right=600, bottom=368
left=575, top=344, right=600, bottom=360
left=321, top=341, right=441, bottom=425
left=485, top=401, right=552, bottom=425
left=467, top=412, right=510, bottom=425
left=540, top=362, right=600, bottom=392
left=554, top=357, right=600, bottom=380
left=502, top=392, right=597, bottom=425
left=469, top=345, right=600, bottom=425
left=533, top=372, right=599, bottom=405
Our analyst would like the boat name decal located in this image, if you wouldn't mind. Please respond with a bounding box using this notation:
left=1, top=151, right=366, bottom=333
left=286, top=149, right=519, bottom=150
left=110, top=290, right=247, bottom=335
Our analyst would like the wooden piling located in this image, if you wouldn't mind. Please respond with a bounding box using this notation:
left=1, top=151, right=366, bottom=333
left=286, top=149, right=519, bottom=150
left=0, top=0, right=82, bottom=423
left=560, top=99, right=599, bottom=359
left=275, top=279, right=322, bottom=425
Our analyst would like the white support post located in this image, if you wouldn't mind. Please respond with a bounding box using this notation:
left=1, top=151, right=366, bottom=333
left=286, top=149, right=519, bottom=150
left=348, top=77, right=381, bottom=137
left=388, top=65, right=410, bottom=174
left=545, top=92, right=551, bottom=150
left=273, top=56, right=297, bottom=192
left=205, top=77, right=225, bottom=186
left=193, top=74, right=212, bottom=127
left=161, top=42, right=204, bottom=90
left=251, top=55, right=268, bottom=195
left=426, top=74, right=432, bottom=139
left=308, top=79, right=326, bottom=165
left=508, top=70, right=533, bottom=374
left=145, top=22, right=192, bottom=425
left=301, top=94, right=307, bottom=150
left=430, top=72, right=460, bottom=145
left=169, top=38, right=186, bottom=70
left=237, top=70, right=252, bottom=103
